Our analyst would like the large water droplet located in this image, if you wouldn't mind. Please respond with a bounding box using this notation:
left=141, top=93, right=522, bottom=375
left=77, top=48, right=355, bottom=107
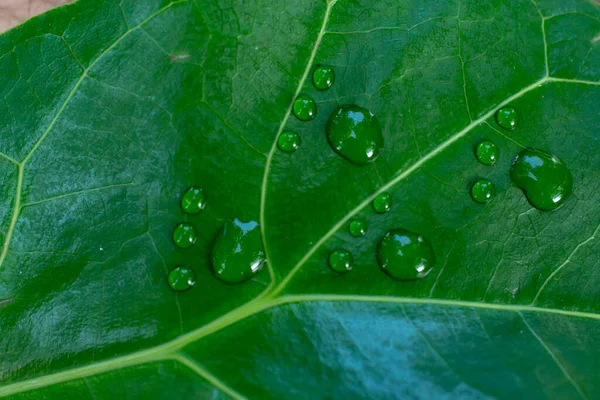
left=475, top=141, right=499, bottom=166
left=168, top=266, right=196, bottom=291
left=471, top=179, right=495, bottom=204
left=326, top=105, right=383, bottom=165
left=348, top=218, right=367, bottom=237
left=211, top=219, right=266, bottom=284
left=495, top=107, right=518, bottom=131
left=181, top=186, right=205, bottom=214
left=173, top=223, right=197, bottom=249
left=328, top=249, right=353, bottom=272
left=277, top=131, right=301, bottom=152
left=377, top=229, right=436, bottom=280
left=313, top=65, right=335, bottom=91
left=372, top=192, right=392, bottom=213
left=293, top=94, right=317, bottom=121
left=510, top=149, right=573, bottom=211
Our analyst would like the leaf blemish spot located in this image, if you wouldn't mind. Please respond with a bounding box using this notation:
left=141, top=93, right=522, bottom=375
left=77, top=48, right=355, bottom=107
left=170, top=53, right=190, bottom=62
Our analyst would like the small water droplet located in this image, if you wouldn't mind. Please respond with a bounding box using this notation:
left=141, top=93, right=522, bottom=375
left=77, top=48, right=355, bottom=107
left=168, top=265, right=196, bottom=291
left=173, top=223, right=197, bottom=249
left=181, top=186, right=205, bottom=214
left=471, top=179, right=495, bottom=203
left=495, top=107, right=518, bottom=131
left=475, top=141, right=499, bottom=166
left=313, top=65, right=335, bottom=90
left=293, top=94, right=317, bottom=121
left=211, top=219, right=265, bottom=284
left=348, top=218, right=367, bottom=237
left=510, top=149, right=573, bottom=211
left=377, top=229, right=436, bottom=280
left=326, top=105, right=383, bottom=165
left=372, top=192, right=392, bottom=213
left=277, top=131, right=301, bottom=152
left=328, top=250, right=353, bottom=272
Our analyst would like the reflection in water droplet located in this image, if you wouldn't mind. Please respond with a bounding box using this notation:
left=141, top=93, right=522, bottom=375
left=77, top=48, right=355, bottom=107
left=211, top=219, right=266, bottom=284
left=181, top=186, right=205, bottom=214
left=510, top=149, right=573, bottom=211
left=495, top=107, right=518, bottom=131
left=377, top=229, right=436, bottom=280
left=328, top=250, right=353, bottom=272
left=471, top=179, right=495, bottom=203
left=293, top=94, right=317, bottom=121
left=313, top=65, right=335, bottom=90
left=326, top=105, right=383, bottom=165
left=173, top=223, right=197, bottom=249
left=349, top=219, right=367, bottom=237
left=168, top=266, right=196, bottom=291
left=475, top=141, right=499, bottom=166
left=277, top=131, right=301, bottom=152
left=372, top=192, right=392, bottom=213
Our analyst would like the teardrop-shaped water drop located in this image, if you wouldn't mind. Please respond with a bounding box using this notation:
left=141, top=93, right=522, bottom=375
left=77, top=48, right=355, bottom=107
left=181, top=186, right=205, bottom=214
left=168, top=265, right=196, bottom=291
left=326, top=105, right=383, bottom=165
left=495, top=107, right=518, bottom=131
left=277, top=131, right=301, bottom=152
left=372, top=192, right=392, bottom=213
left=211, top=219, right=266, bottom=284
left=471, top=179, right=495, bottom=203
left=377, top=229, right=436, bottom=280
left=328, top=249, right=353, bottom=272
left=475, top=141, right=499, bottom=166
left=510, top=149, right=573, bottom=211
left=293, top=94, right=317, bottom=121
left=313, top=65, right=335, bottom=90
left=348, top=218, right=367, bottom=237
left=173, top=223, right=197, bottom=249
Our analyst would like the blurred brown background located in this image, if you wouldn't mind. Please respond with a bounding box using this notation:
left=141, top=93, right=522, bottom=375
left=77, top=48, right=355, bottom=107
left=0, top=0, right=71, bottom=33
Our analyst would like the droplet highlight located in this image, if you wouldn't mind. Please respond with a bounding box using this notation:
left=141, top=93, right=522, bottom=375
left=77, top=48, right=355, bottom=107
left=373, top=192, right=392, bottom=213
left=277, top=131, right=301, bottom=152
left=377, top=229, right=436, bottom=280
left=293, top=94, right=317, bottom=121
left=326, top=104, right=383, bottom=165
left=510, top=149, right=573, bottom=211
left=313, top=65, right=335, bottom=91
left=349, top=219, right=367, bottom=237
left=495, top=107, right=518, bottom=131
left=471, top=179, right=495, bottom=204
left=181, top=186, right=205, bottom=214
left=211, top=219, right=266, bottom=284
left=328, top=250, right=353, bottom=272
left=168, top=266, right=196, bottom=292
left=173, top=223, right=197, bottom=249
left=475, top=141, right=499, bottom=166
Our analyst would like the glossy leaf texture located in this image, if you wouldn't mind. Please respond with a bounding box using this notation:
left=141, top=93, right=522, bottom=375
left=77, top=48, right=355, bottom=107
left=0, top=0, right=599, bottom=398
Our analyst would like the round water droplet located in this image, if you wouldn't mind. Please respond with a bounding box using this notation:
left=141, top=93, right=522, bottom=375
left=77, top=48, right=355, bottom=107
left=349, top=219, right=367, bottom=237
left=328, top=250, right=353, bottom=272
left=173, top=223, right=197, bottom=249
left=181, top=186, right=205, bottom=214
left=510, top=149, right=573, bottom=211
left=471, top=179, right=495, bottom=203
left=326, top=105, right=383, bottom=165
left=168, top=265, right=196, bottom=291
left=211, top=219, right=266, bottom=284
left=373, top=192, right=392, bottom=213
left=277, top=131, right=301, bottom=152
left=377, top=229, right=436, bottom=280
left=313, top=65, right=335, bottom=90
left=475, top=141, right=499, bottom=166
left=495, top=107, right=518, bottom=131
left=293, top=94, right=317, bottom=121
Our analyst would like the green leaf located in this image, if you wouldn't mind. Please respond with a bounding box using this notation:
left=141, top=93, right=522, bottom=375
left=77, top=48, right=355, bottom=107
left=0, top=0, right=599, bottom=398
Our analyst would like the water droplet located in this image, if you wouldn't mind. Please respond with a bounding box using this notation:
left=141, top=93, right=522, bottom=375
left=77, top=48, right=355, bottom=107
left=168, top=266, right=196, bottom=291
left=377, top=229, right=436, bottom=280
left=510, top=149, right=573, bottom=211
left=181, top=186, right=205, bottom=214
left=349, top=218, right=367, bottom=237
left=293, top=94, right=317, bottom=121
left=475, top=141, right=499, bottom=166
left=328, top=250, right=353, bottom=272
left=313, top=65, right=335, bottom=90
left=326, top=104, right=383, bottom=165
left=277, top=131, right=301, bottom=152
left=471, top=179, right=495, bottom=203
left=211, top=219, right=265, bottom=284
left=372, top=192, right=392, bottom=213
left=495, top=107, right=518, bottom=131
left=173, top=223, right=197, bottom=249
